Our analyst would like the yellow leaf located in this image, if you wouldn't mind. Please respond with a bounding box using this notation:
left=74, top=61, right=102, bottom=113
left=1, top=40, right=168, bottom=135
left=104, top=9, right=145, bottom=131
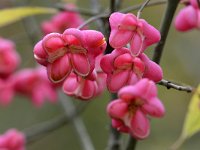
left=0, top=7, right=58, bottom=27
left=182, top=85, right=200, bottom=137
left=171, top=85, right=200, bottom=150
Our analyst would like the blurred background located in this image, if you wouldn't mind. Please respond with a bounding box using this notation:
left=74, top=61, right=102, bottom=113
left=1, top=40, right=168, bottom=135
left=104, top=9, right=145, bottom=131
left=0, top=0, right=200, bottom=149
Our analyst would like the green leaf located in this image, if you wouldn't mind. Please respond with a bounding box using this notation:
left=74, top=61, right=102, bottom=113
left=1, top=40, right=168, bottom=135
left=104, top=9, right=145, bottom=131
left=0, top=7, right=57, bottom=27
left=171, top=85, right=200, bottom=150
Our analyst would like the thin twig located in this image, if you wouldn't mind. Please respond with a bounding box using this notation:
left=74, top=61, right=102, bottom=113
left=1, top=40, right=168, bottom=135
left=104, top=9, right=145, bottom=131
left=107, top=94, right=121, bottom=150
left=57, top=0, right=166, bottom=16
left=56, top=3, right=98, bottom=16
left=152, top=0, right=180, bottom=64
left=77, top=13, right=108, bottom=29
left=126, top=136, right=137, bottom=150
left=115, top=0, right=122, bottom=10
left=24, top=103, right=88, bottom=143
left=120, top=0, right=167, bottom=13
left=24, top=115, right=67, bottom=143
left=158, top=79, right=194, bottom=93
left=104, top=0, right=117, bottom=55
left=77, top=0, right=167, bottom=30
left=59, top=92, right=95, bottom=150
left=89, top=0, right=105, bottom=33
left=137, top=0, right=151, bottom=18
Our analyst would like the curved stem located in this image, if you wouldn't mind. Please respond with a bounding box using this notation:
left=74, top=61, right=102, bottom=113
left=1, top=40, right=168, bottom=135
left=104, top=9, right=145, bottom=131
left=170, top=138, right=185, bottom=150
left=77, top=13, right=108, bottom=30
left=137, top=0, right=151, bottom=18
left=170, top=134, right=186, bottom=150
left=152, top=0, right=180, bottom=64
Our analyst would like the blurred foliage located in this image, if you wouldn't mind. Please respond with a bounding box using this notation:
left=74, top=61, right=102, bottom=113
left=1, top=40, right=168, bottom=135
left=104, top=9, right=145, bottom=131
left=0, top=7, right=57, bottom=28
left=0, top=0, right=200, bottom=150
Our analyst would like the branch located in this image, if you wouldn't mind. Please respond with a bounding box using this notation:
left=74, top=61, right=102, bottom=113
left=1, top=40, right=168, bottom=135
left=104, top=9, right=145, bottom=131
left=107, top=94, right=121, bottom=150
left=24, top=115, right=66, bottom=143
left=77, top=0, right=167, bottom=30
left=106, top=1, right=122, bottom=149
left=89, top=0, right=105, bottom=33
left=59, top=92, right=95, bottom=150
left=158, top=79, right=194, bottom=93
left=137, top=0, right=151, bottom=18
left=56, top=3, right=98, bottom=16
left=110, top=0, right=116, bottom=13
left=104, top=0, right=118, bottom=55
left=152, top=0, right=180, bottom=64
left=120, top=0, right=167, bottom=13
left=126, top=136, right=137, bottom=150
left=77, top=13, right=108, bottom=30
left=24, top=103, right=88, bottom=143
left=115, top=0, right=123, bottom=11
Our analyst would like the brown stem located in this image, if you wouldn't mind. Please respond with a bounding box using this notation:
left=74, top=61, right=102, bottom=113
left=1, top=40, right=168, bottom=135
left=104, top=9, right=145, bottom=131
left=158, top=79, right=194, bottom=93
left=126, top=136, right=137, bottom=150
left=106, top=1, right=122, bottom=148
left=107, top=94, right=121, bottom=150
left=152, top=0, right=180, bottom=64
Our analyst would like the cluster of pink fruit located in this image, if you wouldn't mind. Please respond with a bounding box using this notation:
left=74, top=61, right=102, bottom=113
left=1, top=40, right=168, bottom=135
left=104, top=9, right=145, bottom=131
left=103, top=12, right=165, bottom=139
left=34, top=10, right=166, bottom=139
left=1, top=0, right=199, bottom=148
